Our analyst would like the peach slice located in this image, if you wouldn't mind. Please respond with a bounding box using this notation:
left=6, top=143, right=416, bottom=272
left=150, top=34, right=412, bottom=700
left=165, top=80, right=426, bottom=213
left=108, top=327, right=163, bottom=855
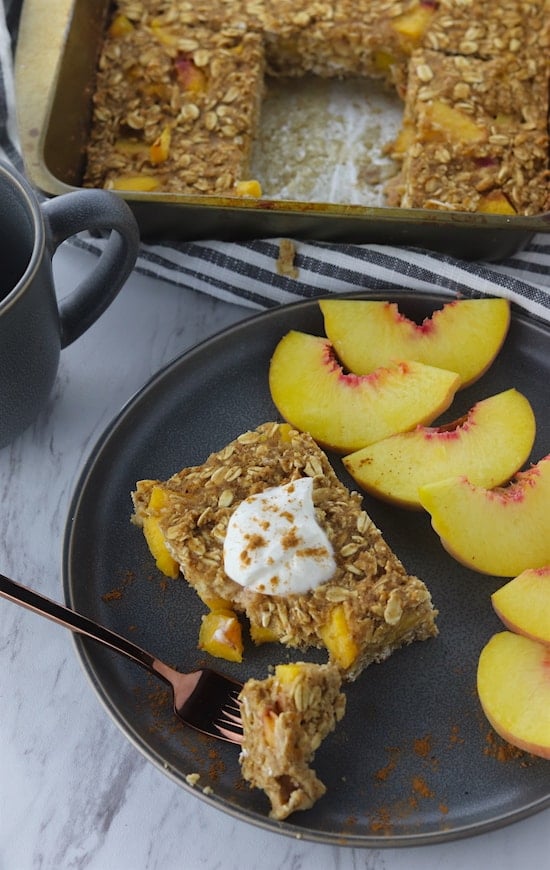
left=477, top=631, right=550, bottom=759
left=491, top=567, right=550, bottom=645
left=269, top=330, right=460, bottom=453
left=418, top=455, right=550, bottom=576
left=320, top=298, right=510, bottom=388
left=343, top=389, right=536, bottom=509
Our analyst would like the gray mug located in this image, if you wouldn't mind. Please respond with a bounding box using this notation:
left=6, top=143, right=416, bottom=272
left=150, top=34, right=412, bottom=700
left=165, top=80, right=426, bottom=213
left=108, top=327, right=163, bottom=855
left=0, top=160, right=140, bottom=448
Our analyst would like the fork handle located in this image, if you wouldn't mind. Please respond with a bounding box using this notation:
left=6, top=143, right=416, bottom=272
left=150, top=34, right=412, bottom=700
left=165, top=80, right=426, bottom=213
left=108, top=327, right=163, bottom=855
left=0, top=572, right=158, bottom=675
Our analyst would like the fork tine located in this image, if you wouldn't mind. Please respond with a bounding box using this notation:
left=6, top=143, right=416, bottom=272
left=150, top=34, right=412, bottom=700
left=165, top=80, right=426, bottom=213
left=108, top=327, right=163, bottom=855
left=220, top=705, right=242, bottom=725
left=224, top=695, right=242, bottom=713
left=216, top=725, right=244, bottom=743
left=215, top=694, right=244, bottom=743
left=215, top=717, right=244, bottom=743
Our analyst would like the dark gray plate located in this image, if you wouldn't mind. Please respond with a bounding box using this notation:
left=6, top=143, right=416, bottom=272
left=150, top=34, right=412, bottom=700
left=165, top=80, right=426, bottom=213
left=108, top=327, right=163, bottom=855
left=63, top=291, right=550, bottom=847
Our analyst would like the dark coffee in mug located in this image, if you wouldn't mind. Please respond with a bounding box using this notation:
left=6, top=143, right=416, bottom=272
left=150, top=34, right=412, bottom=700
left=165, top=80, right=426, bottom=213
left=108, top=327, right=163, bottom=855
left=0, top=160, right=140, bottom=448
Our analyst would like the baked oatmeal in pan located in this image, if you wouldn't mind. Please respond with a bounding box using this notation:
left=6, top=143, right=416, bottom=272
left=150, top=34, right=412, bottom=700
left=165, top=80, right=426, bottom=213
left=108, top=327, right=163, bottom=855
left=85, top=0, right=550, bottom=214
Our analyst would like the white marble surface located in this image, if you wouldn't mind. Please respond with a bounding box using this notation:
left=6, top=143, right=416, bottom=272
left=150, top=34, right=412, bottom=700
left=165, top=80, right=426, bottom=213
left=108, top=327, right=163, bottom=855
left=1, top=243, right=549, bottom=870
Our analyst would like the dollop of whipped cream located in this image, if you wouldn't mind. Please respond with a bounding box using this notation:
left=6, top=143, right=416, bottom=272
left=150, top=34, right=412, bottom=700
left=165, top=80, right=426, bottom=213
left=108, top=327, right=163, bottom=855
left=223, top=477, right=336, bottom=595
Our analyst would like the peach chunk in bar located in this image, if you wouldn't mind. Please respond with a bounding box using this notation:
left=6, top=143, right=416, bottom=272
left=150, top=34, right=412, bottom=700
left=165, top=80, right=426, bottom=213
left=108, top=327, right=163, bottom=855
left=389, top=50, right=550, bottom=214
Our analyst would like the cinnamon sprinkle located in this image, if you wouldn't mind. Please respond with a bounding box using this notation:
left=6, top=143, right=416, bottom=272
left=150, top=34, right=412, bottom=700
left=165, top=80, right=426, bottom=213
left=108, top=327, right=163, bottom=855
left=483, top=729, right=533, bottom=765
left=101, top=569, right=135, bottom=601
left=411, top=775, right=434, bottom=799
left=374, top=747, right=400, bottom=782
left=413, top=734, right=432, bottom=758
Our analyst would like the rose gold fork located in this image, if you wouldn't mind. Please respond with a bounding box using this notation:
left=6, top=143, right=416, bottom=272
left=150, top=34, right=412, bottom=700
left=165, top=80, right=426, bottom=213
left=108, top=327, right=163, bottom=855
left=0, top=572, right=243, bottom=744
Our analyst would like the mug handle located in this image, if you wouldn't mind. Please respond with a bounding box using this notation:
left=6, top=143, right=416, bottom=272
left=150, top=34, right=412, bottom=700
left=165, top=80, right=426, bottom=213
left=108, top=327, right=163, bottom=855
left=41, top=189, right=140, bottom=348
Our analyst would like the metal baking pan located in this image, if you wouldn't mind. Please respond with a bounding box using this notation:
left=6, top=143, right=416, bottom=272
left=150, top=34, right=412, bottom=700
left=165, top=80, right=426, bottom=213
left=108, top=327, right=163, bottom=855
left=14, top=0, right=550, bottom=257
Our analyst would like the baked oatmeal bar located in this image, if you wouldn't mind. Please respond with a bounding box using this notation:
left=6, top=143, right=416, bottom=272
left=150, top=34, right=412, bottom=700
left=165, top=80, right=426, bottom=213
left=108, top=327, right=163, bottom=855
left=261, top=0, right=439, bottom=82
left=239, top=662, right=346, bottom=819
left=387, top=49, right=550, bottom=213
left=84, top=5, right=265, bottom=195
left=132, top=422, right=438, bottom=681
left=424, top=0, right=550, bottom=65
